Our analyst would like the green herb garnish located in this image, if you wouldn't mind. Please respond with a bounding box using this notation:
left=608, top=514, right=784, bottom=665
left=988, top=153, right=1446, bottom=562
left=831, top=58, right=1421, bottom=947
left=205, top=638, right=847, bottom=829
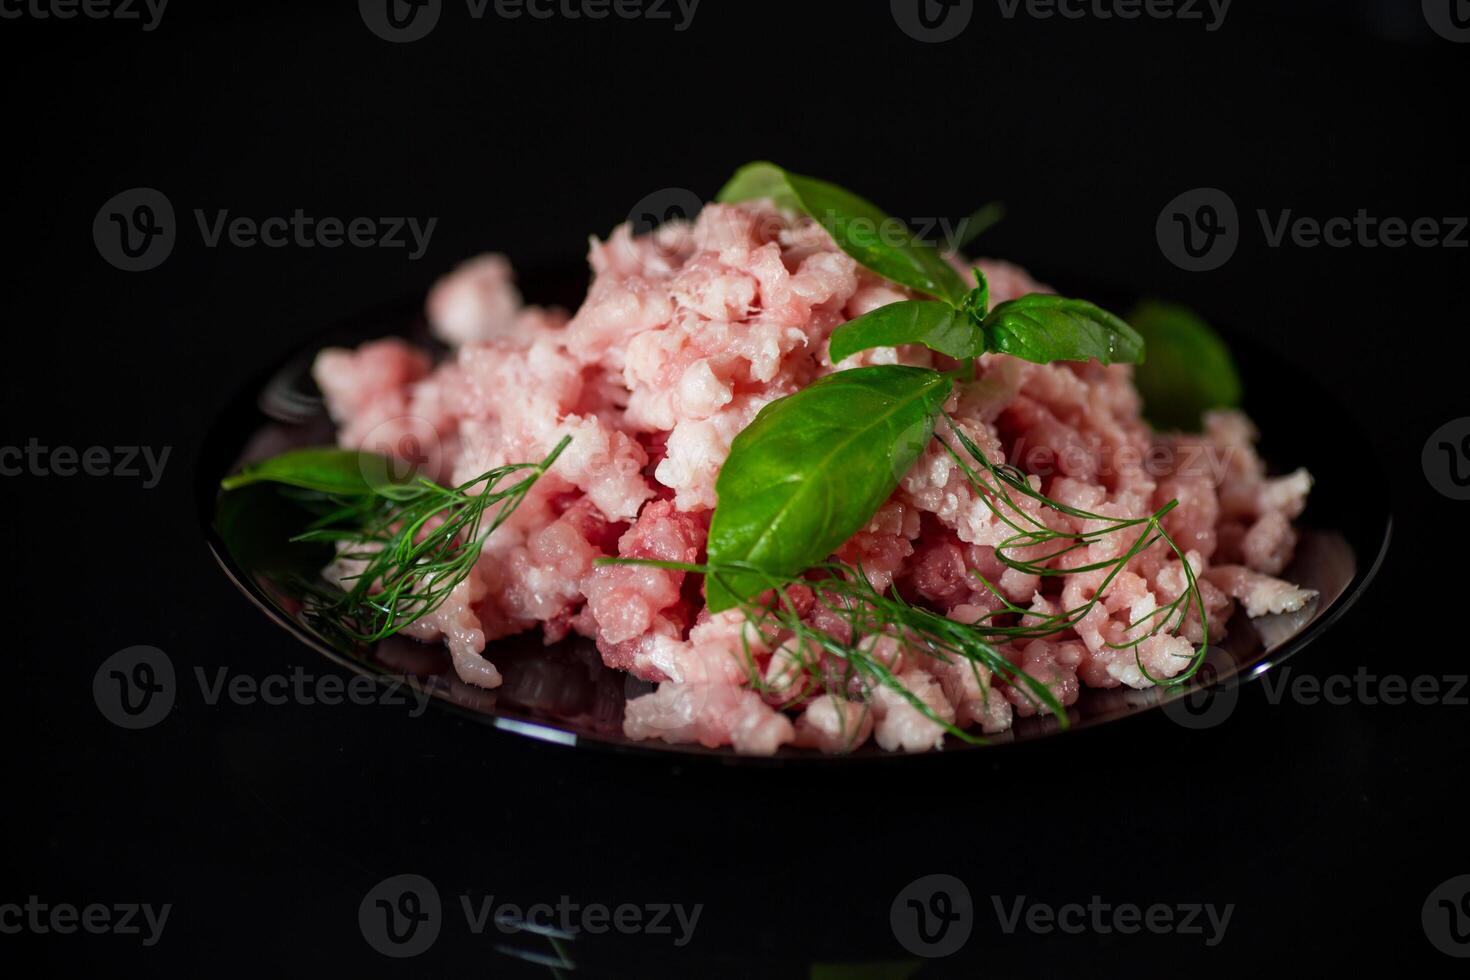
left=1127, top=299, right=1242, bottom=431
left=938, top=416, right=1207, bottom=685
left=611, top=555, right=1067, bottom=745
left=603, top=414, right=1209, bottom=742
left=719, top=162, right=1141, bottom=369
left=707, top=163, right=1146, bottom=608
left=827, top=300, right=983, bottom=364
left=830, top=268, right=1142, bottom=367
left=608, top=165, right=1213, bottom=742
left=718, top=161, right=972, bottom=305
left=221, top=446, right=415, bottom=498
left=220, top=438, right=569, bottom=644
left=704, top=367, right=950, bottom=611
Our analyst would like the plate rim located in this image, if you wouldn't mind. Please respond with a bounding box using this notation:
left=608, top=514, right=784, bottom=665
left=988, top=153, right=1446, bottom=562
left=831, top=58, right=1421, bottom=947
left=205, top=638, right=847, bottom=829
left=195, top=288, right=1394, bottom=764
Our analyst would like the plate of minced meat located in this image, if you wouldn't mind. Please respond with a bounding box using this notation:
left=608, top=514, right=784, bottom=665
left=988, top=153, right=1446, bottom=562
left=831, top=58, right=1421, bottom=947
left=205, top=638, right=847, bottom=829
left=203, top=163, right=1389, bottom=757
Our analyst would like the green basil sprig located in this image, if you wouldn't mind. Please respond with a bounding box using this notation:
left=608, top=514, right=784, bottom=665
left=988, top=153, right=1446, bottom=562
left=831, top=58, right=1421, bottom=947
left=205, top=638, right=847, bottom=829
left=831, top=270, right=1143, bottom=368
left=705, top=367, right=950, bottom=611
left=718, top=161, right=1141, bottom=369
left=717, top=162, right=971, bottom=306
left=703, top=164, right=1159, bottom=608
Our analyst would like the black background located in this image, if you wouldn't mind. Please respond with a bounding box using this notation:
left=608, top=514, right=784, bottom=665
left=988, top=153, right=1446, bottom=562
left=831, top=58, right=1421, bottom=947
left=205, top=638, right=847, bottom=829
left=3, top=1, right=1468, bottom=976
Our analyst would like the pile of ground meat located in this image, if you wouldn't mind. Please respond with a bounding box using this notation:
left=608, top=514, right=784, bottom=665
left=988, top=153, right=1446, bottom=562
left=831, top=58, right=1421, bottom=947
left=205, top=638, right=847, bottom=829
left=312, top=200, right=1315, bottom=754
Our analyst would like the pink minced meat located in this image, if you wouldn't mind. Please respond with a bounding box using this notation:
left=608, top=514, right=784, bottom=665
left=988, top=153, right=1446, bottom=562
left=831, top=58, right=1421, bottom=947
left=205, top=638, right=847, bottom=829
left=312, top=200, right=1316, bottom=754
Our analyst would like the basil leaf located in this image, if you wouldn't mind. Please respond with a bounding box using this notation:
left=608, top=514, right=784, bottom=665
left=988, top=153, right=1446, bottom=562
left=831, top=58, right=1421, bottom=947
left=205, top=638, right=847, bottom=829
left=1127, top=300, right=1242, bottom=431
left=963, top=266, right=990, bottom=319
left=214, top=482, right=337, bottom=582
left=705, top=366, right=952, bottom=610
left=955, top=201, right=1005, bottom=250
left=981, top=294, right=1144, bottom=365
left=714, top=161, right=802, bottom=211
left=828, top=301, right=985, bottom=363
left=220, top=447, right=393, bottom=496
left=716, top=162, right=970, bottom=307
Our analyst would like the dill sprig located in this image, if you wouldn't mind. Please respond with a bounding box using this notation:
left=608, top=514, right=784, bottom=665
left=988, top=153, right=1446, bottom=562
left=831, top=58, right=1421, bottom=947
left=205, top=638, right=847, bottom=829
left=601, top=419, right=1210, bottom=748
left=604, top=556, right=1065, bottom=747
left=937, top=414, right=1208, bottom=686
left=290, top=436, right=570, bottom=644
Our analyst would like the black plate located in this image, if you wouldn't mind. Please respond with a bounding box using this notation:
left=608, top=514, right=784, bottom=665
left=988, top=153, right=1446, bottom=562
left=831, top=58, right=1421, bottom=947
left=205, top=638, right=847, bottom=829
left=197, top=267, right=1391, bottom=761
